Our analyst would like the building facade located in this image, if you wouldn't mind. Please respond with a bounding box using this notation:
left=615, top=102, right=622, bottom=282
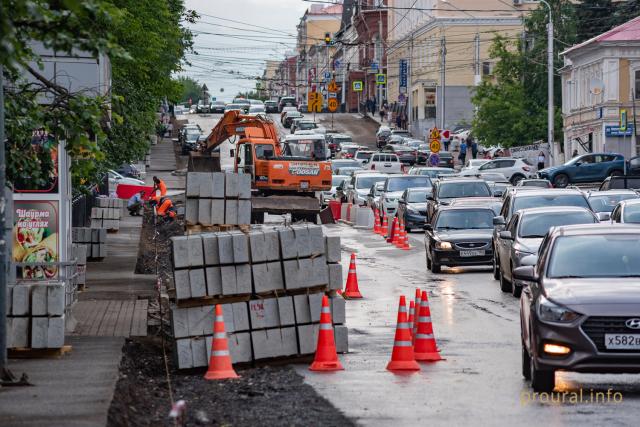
left=561, top=16, right=640, bottom=161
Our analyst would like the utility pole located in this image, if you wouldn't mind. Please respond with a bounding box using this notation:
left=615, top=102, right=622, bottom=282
left=540, top=0, right=554, bottom=163
left=440, top=36, right=446, bottom=130
left=0, top=63, right=7, bottom=379
left=474, top=33, right=480, bottom=85
left=407, top=35, right=413, bottom=131
left=378, top=16, right=383, bottom=108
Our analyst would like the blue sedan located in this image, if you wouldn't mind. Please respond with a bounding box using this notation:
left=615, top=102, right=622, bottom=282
left=538, top=153, right=624, bottom=188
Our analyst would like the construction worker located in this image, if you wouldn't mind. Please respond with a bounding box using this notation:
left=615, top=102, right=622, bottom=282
left=152, top=176, right=167, bottom=203
left=127, top=190, right=145, bottom=216
left=157, top=197, right=176, bottom=221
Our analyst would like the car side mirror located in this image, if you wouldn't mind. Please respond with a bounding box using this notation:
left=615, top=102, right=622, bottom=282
left=596, top=212, right=611, bottom=221
left=423, top=224, right=433, bottom=231
left=494, top=190, right=504, bottom=198
left=427, top=195, right=435, bottom=201
left=575, top=161, right=582, bottom=166
left=230, top=149, right=235, bottom=157
left=499, top=230, right=513, bottom=240
left=512, top=265, right=538, bottom=282
left=520, top=255, right=538, bottom=266
left=493, top=216, right=506, bottom=226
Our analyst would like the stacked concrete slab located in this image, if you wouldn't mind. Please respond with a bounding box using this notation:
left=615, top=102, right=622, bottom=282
left=71, top=243, right=88, bottom=288
left=170, top=225, right=348, bottom=369
left=5, top=282, right=66, bottom=349
left=90, top=197, right=125, bottom=231
left=185, top=172, right=251, bottom=226
left=72, top=227, right=107, bottom=260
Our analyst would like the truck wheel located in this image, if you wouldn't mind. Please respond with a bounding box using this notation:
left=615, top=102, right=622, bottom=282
left=553, top=174, right=569, bottom=188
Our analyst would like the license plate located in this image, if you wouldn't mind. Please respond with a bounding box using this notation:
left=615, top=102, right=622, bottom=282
left=460, top=250, right=485, bottom=257
left=605, top=334, right=640, bottom=350
left=300, top=181, right=309, bottom=189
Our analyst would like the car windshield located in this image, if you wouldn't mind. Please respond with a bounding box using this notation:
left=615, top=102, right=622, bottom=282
left=283, top=139, right=327, bottom=160
left=513, top=194, right=590, bottom=212
left=355, top=152, right=372, bottom=160
left=439, top=152, right=453, bottom=159
left=332, top=176, right=348, bottom=186
left=589, top=194, right=638, bottom=213
left=331, top=160, right=359, bottom=171
left=287, top=112, right=302, bottom=118
left=298, top=122, right=316, bottom=130
left=438, top=182, right=491, bottom=198
left=623, top=204, right=640, bottom=223
left=521, top=180, right=550, bottom=188
left=333, top=137, right=352, bottom=144
left=387, top=177, right=432, bottom=192
left=435, top=209, right=495, bottom=230
left=519, top=211, right=596, bottom=238
left=548, top=235, right=640, bottom=278
left=414, top=169, right=454, bottom=178
left=249, top=107, right=265, bottom=113
left=225, top=104, right=243, bottom=110
left=356, top=176, right=385, bottom=190
left=407, top=190, right=429, bottom=203
left=344, top=147, right=359, bottom=156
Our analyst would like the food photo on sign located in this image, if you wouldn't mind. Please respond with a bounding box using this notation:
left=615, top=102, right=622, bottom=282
left=12, top=201, right=59, bottom=279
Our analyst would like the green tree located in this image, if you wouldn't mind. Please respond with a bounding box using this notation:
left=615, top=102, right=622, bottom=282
left=177, top=76, right=201, bottom=104
left=574, top=0, right=616, bottom=42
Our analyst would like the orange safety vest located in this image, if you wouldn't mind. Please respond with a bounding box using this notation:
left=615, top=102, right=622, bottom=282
left=157, top=198, right=174, bottom=216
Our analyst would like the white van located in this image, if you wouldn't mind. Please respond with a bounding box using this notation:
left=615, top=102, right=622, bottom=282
left=368, top=153, right=402, bottom=173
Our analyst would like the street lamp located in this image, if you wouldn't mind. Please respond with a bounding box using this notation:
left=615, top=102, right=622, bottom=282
left=539, top=0, right=555, bottom=162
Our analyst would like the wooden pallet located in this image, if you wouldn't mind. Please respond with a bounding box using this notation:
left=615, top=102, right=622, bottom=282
left=9, top=345, right=73, bottom=359
left=186, top=224, right=238, bottom=235
left=175, top=293, right=252, bottom=308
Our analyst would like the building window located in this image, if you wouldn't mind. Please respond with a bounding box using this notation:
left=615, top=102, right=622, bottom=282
left=482, top=61, right=493, bottom=76
left=635, top=70, right=640, bottom=99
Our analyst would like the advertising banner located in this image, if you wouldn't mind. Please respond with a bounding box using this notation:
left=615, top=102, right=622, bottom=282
left=12, top=200, right=60, bottom=279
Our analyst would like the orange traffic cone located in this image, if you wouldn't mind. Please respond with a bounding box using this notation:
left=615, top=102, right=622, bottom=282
left=391, top=217, right=401, bottom=245
left=343, top=253, right=363, bottom=299
left=381, top=212, right=389, bottom=238
left=309, top=295, right=344, bottom=371
left=408, top=300, right=415, bottom=340
left=394, top=219, right=405, bottom=248
left=414, top=291, right=443, bottom=362
left=387, top=295, right=420, bottom=372
left=412, top=288, right=421, bottom=342
left=387, top=217, right=398, bottom=243
left=373, top=208, right=382, bottom=234
left=204, top=305, right=239, bottom=380
left=399, top=219, right=411, bottom=250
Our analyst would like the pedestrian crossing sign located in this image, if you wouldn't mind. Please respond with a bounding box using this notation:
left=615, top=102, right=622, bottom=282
left=352, top=81, right=363, bottom=92
left=376, top=74, right=386, bottom=85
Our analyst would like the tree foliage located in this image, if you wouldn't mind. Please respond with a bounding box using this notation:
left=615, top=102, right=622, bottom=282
left=176, top=76, right=201, bottom=104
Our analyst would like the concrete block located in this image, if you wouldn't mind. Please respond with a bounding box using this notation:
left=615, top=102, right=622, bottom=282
left=249, top=298, right=280, bottom=329
left=91, top=244, right=100, bottom=258
left=174, top=269, right=191, bottom=300
left=212, top=172, right=226, bottom=198
left=293, top=294, right=311, bottom=324
left=187, top=235, right=204, bottom=267
left=267, top=262, right=285, bottom=292
left=31, top=285, right=47, bottom=316
left=293, top=225, right=311, bottom=258
left=330, top=295, right=346, bottom=325
left=12, top=285, right=30, bottom=316
left=235, top=265, right=252, bottom=295
left=283, top=259, right=311, bottom=290
left=48, top=316, right=65, bottom=348
left=186, top=172, right=202, bottom=198
left=99, top=243, right=107, bottom=258
left=308, top=225, right=325, bottom=255
left=355, top=206, right=374, bottom=229
left=47, top=284, right=65, bottom=316
left=175, top=338, right=193, bottom=369
left=335, top=325, right=348, bottom=353
left=217, top=232, right=234, bottom=265
left=211, top=199, right=225, bottom=225
left=277, top=296, right=295, bottom=326
left=201, top=233, right=220, bottom=266
left=280, top=327, right=298, bottom=357
left=226, top=332, right=252, bottom=363
left=189, top=268, right=207, bottom=298
left=91, top=228, right=99, bottom=243
left=238, top=173, right=252, bottom=199
left=308, top=292, right=324, bottom=323
left=198, top=199, right=212, bottom=226
left=171, top=307, right=189, bottom=338
left=249, top=231, right=267, bottom=263
left=89, top=219, right=100, bottom=230
left=220, top=266, right=237, bottom=295
left=278, top=228, right=297, bottom=260
left=264, top=230, right=280, bottom=261
left=251, top=263, right=268, bottom=293
left=251, top=330, right=270, bottom=359
left=232, top=302, right=250, bottom=332
left=6, top=286, right=12, bottom=314
left=99, top=228, right=107, bottom=242
left=172, top=236, right=190, bottom=269
left=191, top=336, right=208, bottom=368
left=186, top=199, right=198, bottom=224
left=309, top=256, right=329, bottom=287
left=225, top=199, right=238, bottom=225
left=231, top=231, right=249, bottom=264
left=221, top=303, right=235, bottom=333
left=31, top=317, right=48, bottom=349
left=188, top=306, right=215, bottom=336
left=328, top=263, right=343, bottom=291
left=297, top=324, right=319, bottom=355
left=205, top=266, right=222, bottom=296
left=8, top=317, right=29, bottom=348
left=225, top=173, right=239, bottom=198
left=325, top=236, right=341, bottom=263
left=266, top=328, right=284, bottom=357
left=237, top=199, right=251, bottom=225
left=199, top=173, right=215, bottom=198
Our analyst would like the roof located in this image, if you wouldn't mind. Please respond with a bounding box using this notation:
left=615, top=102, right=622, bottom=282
left=550, top=223, right=640, bottom=236
left=563, top=16, right=640, bottom=56
left=516, top=206, right=594, bottom=216
left=511, top=188, right=584, bottom=197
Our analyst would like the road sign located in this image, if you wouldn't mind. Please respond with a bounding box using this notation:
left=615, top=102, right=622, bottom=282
left=429, top=127, right=441, bottom=141
left=308, top=91, right=323, bottom=113
left=376, top=74, right=386, bottom=85
left=399, top=59, right=408, bottom=94
left=429, top=153, right=440, bottom=166
left=352, top=81, right=363, bottom=92
left=328, top=80, right=338, bottom=92
left=308, top=67, right=316, bottom=82
left=370, top=61, right=379, bottom=71
left=429, top=139, right=441, bottom=153
left=328, top=98, right=339, bottom=113
left=441, top=129, right=450, bottom=141
left=328, top=92, right=337, bottom=98
left=398, top=94, right=406, bottom=105
left=323, top=71, right=331, bottom=81
left=334, top=59, right=342, bottom=69
left=621, top=109, right=628, bottom=131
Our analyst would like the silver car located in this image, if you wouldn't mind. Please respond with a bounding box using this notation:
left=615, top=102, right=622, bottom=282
left=587, top=190, right=639, bottom=222
left=494, top=206, right=598, bottom=297
left=346, top=173, right=388, bottom=206
left=610, top=198, right=640, bottom=224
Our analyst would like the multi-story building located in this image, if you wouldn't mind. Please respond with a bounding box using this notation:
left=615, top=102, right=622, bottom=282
left=387, top=0, right=535, bottom=137
left=261, top=60, right=280, bottom=99
left=561, top=16, right=640, bottom=162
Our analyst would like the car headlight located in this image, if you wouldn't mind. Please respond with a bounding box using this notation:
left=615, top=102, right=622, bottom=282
left=385, top=198, right=396, bottom=203
left=536, top=295, right=581, bottom=323
left=435, top=241, right=453, bottom=250
left=514, top=249, right=533, bottom=261
left=407, top=206, right=419, bottom=214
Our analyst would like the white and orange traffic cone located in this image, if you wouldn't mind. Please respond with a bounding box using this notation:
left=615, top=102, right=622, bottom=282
left=343, top=253, right=363, bottom=299
left=386, top=295, right=420, bottom=372
left=204, top=305, right=239, bottom=380
left=309, top=295, right=344, bottom=371
left=414, top=291, right=443, bottom=362
left=381, top=211, right=389, bottom=238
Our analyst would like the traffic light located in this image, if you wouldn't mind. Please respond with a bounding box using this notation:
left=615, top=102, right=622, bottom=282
left=324, top=32, right=331, bottom=45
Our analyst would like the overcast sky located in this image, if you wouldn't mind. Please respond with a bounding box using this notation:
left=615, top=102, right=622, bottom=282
left=180, top=0, right=309, bottom=101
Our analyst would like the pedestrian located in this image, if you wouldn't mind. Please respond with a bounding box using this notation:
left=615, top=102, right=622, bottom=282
left=484, top=150, right=491, bottom=160
left=379, top=106, right=385, bottom=122
left=401, top=112, right=407, bottom=130
left=572, top=149, right=578, bottom=158
left=157, top=197, right=177, bottom=221
left=537, top=151, right=546, bottom=171
left=127, top=190, right=145, bottom=216
left=396, top=113, right=402, bottom=129
left=470, top=138, right=478, bottom=159
left=152, top=176, right=167, bottom=204
left=459, top=140, right=467, bottom=165
left=372, top=97, right=377, bottom=115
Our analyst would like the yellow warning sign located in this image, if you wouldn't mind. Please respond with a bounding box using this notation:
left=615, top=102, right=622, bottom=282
left=328, top=80, right=338, bottom=93
left=429, top=127, right=441, bottom=141
left=307, top=91, right=323, bottom=113
left=328, top=98, right=339, bottom=112
left=429, top=139, right=441, bottom=153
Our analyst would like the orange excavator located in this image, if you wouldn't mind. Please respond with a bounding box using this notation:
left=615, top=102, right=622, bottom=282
left=205, top=110, right=332, bottom=222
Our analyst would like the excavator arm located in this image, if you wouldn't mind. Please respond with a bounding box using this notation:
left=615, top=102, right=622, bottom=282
left=205, top=110, right=280, bottom=152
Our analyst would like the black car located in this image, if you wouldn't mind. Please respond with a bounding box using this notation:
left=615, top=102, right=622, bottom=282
left=210, top=101, right=225, bottom=113
left=265, top=100, right=278, bottom=113
left=283, top=112, right=303, bottom=128
left=278, top=96, right=297, bottom=112
left=424, top=206, right=496, bottom=273
left=181, top=131, right=200, bottom=155
left=382, top=144, right=417, bottom=165
left=599, top=175, right=640, bottom=190
left=326, top=134, right=352, bottom=156
left=397, top=187, right=430, bottom=231
left=426, top=178, right=493, bottom=221
left=435, top=151, right=455, bottom=169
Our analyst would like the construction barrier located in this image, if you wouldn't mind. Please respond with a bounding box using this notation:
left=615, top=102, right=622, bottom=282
left=328, top=200, right=341, bottom=220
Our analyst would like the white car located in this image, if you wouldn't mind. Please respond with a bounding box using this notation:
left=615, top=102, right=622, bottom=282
left=379, top=175, right=433, bottom=217
left=108, top=170, right=144, bottom=193
left=368, top=153, right=402, bottom=173
left=459, top=158, right=535, bottom=184
left=320, top=174, right=350, bottom=206
left=461, top=158, right=489, bottom=171
left=353, top=150, right=375, bottom=166
left=345, top=172, right=388, bottom=206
